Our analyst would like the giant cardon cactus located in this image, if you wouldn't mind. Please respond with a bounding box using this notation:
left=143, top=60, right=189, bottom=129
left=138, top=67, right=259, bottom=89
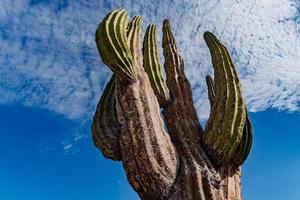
left=92, top=9, right=253, bottom=200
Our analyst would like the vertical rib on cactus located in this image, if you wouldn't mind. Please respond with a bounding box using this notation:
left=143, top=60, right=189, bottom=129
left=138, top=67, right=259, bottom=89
left=232, top=111, right=253, bottom=165
left=92, top=74, right=121, bottom=161
left=203, top=32, right=246, bottom=164
left=206, top=75, right=215, bottom=108
left=127, top=16, right=143, bottom=75
left=95, top=9, right=136, bottom=79
left=143, top=24, right=170, bottom=107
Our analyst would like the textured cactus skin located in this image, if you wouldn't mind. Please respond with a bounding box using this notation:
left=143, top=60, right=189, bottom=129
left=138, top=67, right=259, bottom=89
left=92, top=9, right=253, bottom=200
left=232, top=111, right=253, bottom=165
left=95, top=9, right=136, bottom=79
left=143, top=24, right=170, bottom=107
left=92, top=74, right=121, bottom=161
left=205, top=75, right=253, bottom=165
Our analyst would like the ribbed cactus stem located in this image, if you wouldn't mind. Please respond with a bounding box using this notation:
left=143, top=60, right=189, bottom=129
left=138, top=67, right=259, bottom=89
left=92, top=75, right=121, bottom=161
left=203, top=32, right=246, bottom=164
left=143, top=24, right=170, bottom=107
left=95, top=9, right=136, bottom=79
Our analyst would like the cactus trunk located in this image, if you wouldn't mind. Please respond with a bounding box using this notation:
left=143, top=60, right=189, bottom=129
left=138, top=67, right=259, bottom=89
left=92, top=9, right=253, bottom=200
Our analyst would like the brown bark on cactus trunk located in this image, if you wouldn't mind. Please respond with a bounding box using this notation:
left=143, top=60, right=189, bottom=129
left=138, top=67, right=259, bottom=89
left=93, top=9, right=252, bottom=200
left=116, top=72, right=242, bottom=200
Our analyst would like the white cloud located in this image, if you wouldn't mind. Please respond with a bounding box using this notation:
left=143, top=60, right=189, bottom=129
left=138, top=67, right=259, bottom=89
left=1, top=0, right=299, bottom=125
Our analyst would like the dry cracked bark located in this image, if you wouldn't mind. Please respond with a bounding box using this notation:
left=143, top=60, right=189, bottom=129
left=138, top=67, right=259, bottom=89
left=92, top=9, right=253, bottom=200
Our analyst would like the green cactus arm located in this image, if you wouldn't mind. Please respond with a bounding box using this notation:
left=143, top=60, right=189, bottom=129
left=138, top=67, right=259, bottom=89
left=143, top=24, right=170, bottom=107
left=232, top=110, right=253, bottom=165
left=95, top=9, right=136, bottom=79
left=205, top=74, right=252, bottom=165
left=92, top=74, right=121, bottom=161
left=203, top=32, right=246, bottom=164
left=206, top=75, right=215, bottom=107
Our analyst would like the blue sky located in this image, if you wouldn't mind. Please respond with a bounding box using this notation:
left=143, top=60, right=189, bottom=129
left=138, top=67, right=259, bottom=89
left=1, top=0, right=300, bottom=200
left=1, top=104, right=300, bottom=200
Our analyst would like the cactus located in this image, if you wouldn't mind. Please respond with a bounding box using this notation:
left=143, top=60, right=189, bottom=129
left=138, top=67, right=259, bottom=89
left=92, top=9, right=253, bottom=200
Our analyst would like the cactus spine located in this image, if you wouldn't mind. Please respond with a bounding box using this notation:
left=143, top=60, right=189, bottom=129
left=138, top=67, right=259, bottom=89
left=93, top=9, right=253, bottom=200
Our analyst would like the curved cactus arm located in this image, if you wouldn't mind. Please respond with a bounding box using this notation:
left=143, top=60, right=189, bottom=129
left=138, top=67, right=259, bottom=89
left=206, top=75, right=215, bottom=108
left=92, top=74, right=121, bottom=161
left=143, top=24, right=170, bottom=107
left=203, top=32, right=246, bottom=165
left=95, top=9, right=136, bottom=80
left=232, top=110, right=253, bottom=165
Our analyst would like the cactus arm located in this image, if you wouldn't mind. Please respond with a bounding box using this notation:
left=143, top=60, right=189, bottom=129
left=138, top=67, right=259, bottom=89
left=162, top=19, right=186, bottom=99
left=203, top=32, right=246, bottom=164
left=143, top=24, right=170, bottom=107
left=92, top=74, right=121, bottom=161
left=95, top=9, right=136, bottom=79
left=162, top=19, right=203, bottom=146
